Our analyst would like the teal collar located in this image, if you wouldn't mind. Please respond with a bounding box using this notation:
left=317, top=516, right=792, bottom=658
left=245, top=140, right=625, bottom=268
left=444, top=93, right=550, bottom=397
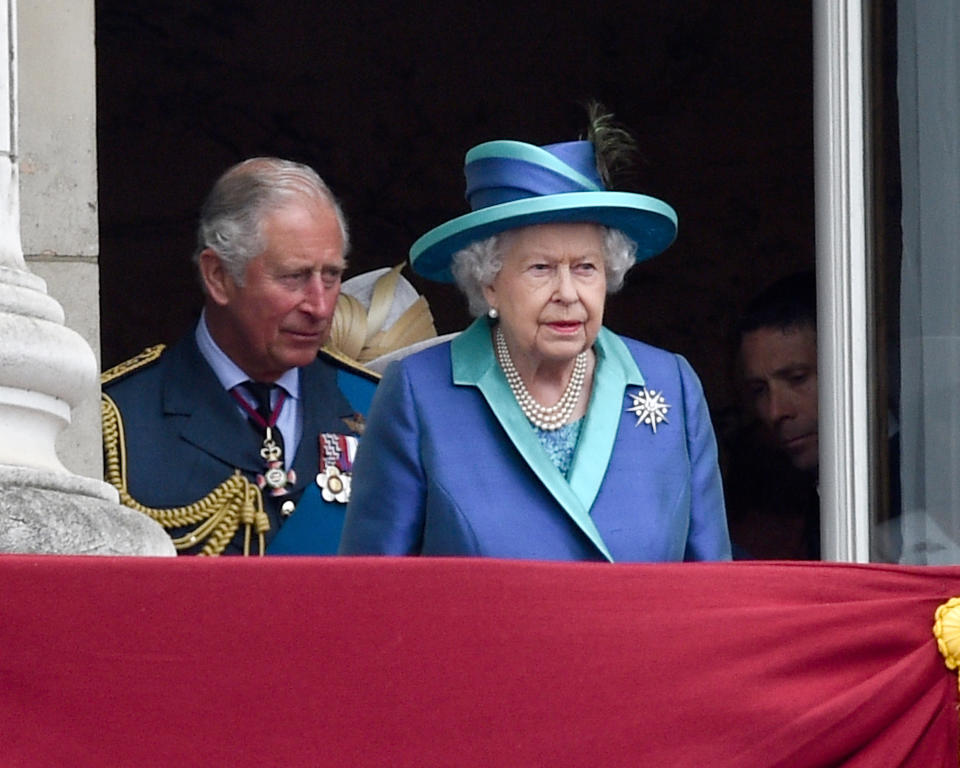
left=451, top=318, right=645, bottom=563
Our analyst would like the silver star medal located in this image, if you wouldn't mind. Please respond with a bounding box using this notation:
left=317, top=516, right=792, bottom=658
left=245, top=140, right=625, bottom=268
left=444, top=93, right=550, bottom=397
left=626, top=386, right=671, bottom=433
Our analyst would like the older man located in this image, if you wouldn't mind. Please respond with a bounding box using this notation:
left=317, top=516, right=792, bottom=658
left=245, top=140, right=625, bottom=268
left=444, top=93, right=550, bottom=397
left=101, top=158, right=377, bottom=555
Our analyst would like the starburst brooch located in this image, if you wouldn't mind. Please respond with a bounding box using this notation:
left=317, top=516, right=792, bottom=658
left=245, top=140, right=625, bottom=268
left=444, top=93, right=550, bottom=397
left=626, top=386, right=671, bottom=433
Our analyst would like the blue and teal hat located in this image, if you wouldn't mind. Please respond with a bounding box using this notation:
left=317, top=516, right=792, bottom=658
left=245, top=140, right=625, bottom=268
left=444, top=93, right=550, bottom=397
left=409, top=139, right=678, bottom=282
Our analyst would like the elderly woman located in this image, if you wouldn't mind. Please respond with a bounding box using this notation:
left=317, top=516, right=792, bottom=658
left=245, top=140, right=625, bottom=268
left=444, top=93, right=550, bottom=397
left=339, top=113, right=731, bottom=562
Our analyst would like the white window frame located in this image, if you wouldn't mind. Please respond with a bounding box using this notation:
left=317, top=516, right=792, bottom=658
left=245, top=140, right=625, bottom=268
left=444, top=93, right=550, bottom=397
left=813, top=0, right=875, bottom=562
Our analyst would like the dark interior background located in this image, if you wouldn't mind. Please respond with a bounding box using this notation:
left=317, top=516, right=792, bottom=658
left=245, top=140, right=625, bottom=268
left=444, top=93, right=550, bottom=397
left=95, top=1, right=818, bottom=558
left=96, top=0, right=814, bottom=411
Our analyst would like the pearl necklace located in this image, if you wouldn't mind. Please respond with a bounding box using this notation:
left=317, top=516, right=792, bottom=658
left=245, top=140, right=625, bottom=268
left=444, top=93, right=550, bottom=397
left=494, top=327, right=587, bottom=431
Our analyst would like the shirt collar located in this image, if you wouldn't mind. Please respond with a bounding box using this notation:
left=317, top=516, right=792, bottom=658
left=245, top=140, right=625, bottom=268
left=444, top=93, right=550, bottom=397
left=195, top=311, right=300, bottom=399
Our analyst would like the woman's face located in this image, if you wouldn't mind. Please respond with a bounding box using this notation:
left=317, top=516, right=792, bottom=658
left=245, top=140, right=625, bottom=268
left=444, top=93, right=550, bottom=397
left=482, top=222, right=607, bottom=369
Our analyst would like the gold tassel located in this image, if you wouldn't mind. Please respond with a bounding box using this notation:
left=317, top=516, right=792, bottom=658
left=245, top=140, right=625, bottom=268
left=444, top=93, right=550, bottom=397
left=932, top=598, right=960, bottom=766
left=933, top=597, right=960, bottom=701
left=102, top=393, right=265, bottom=556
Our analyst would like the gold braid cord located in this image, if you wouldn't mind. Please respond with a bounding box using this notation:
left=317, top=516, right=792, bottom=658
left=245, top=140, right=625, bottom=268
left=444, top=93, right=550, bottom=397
left=101, top=391, right=269, bottom=556
left=101, top=344, right=167, bottom=385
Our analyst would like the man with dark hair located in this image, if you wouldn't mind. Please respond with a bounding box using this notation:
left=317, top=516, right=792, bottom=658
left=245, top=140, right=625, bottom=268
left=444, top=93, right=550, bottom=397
left=730, top=270, right=901, bottom=560
left=101, top=157, right=378, bottom=556
left=736, top=271, right=819, bottom=474
left=721, top=271, right=821, bottom=560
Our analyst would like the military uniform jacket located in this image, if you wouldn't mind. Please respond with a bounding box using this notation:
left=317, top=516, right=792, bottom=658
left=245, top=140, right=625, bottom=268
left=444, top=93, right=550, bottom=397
left=102, top=331, right=376, bottom=555
left=339, top=317, right=731, bottom=562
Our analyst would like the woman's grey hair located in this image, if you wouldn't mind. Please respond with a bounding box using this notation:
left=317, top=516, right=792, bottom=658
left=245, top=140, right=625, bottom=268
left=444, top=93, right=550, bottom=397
left=450, top=226, right=637, bottom=317
left=193, top=157, right=350, bottom=286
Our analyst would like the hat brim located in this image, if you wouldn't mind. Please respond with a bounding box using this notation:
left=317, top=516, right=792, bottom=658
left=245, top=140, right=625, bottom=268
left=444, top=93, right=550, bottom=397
left=409, top=191, right=678, bottom=283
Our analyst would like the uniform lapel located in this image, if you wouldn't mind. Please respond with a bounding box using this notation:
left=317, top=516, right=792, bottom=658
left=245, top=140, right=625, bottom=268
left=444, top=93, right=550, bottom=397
left=566, top=328, right=645, bottom=511
left=452, top=318, right=614, bottom=562
left=162, top=335, right=262, bottom=473
left=163, top=335, right=359, bottom=492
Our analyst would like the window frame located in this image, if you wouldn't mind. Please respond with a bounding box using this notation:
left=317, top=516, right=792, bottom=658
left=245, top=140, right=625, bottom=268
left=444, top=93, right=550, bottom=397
left=813, top=0, right=879, bottom=562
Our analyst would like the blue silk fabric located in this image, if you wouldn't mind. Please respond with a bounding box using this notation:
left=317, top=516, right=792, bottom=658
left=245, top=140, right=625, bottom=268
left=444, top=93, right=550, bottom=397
left=340, top=318, right=731, bottom=562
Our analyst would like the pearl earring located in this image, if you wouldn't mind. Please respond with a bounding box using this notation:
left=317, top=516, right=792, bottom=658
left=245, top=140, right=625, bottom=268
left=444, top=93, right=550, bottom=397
left=488, top=307, right=499, bottom=320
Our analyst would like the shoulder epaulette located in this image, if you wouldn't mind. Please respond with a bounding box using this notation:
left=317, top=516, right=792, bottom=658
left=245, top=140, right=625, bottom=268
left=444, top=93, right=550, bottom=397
left=101, top=344, right=167, bottom=386
left=319, top=345, right=381, bottom=382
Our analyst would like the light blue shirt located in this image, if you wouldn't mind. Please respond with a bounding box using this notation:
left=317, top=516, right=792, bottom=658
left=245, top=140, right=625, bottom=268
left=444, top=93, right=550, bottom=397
left=195, top=312, right=302, bottom=467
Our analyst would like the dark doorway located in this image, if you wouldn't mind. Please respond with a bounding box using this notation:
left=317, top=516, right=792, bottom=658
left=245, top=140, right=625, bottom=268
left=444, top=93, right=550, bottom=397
left=96, top=2, right=817, bottom=551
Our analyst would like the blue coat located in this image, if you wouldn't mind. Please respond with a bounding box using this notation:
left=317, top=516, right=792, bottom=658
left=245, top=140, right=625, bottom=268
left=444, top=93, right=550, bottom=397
left=339, top=318, right=731, bottom=562
left=101, top=330, right=377, bottom=555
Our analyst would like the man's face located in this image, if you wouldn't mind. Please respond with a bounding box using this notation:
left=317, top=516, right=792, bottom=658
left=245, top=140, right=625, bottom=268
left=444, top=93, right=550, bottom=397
left=203, top=198, right=345, bottom=382
left=739, top=324, right=819, bottom=472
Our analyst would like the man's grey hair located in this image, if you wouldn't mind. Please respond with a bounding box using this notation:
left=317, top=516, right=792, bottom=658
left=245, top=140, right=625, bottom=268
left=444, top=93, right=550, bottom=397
left=450, top=226, right=637, bottom=317
left=193, top=157, right=349, bottom=286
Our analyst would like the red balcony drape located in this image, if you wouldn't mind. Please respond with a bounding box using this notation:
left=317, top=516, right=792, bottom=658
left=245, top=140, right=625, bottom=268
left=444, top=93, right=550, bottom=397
left=1, top=556, right=958, bottom=766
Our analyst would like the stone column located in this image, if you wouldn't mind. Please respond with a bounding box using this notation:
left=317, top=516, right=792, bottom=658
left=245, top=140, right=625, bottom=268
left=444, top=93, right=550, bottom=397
left=19, top=0, right=103, bottom=479
left=0, top=0, right=173, bottom=555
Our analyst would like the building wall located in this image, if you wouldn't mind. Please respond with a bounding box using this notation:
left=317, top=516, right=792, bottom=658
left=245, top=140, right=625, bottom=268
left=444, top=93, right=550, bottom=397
left=19, top=0, right=101, bottom=479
